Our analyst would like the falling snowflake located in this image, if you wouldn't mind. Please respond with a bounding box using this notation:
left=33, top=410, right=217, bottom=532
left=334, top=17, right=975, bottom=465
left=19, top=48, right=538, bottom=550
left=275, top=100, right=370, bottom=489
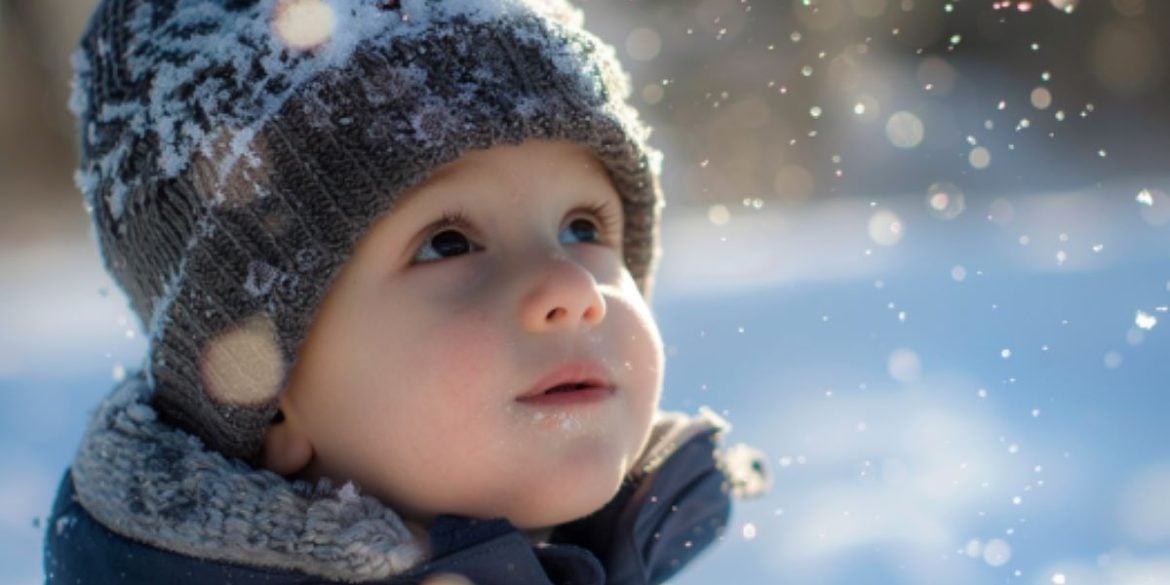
left=1135, top=310, right=1158, bottom=331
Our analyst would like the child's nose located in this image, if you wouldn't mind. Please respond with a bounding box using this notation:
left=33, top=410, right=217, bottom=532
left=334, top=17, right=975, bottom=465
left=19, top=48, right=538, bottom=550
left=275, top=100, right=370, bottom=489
left=520, top=255, right=607, bottom=333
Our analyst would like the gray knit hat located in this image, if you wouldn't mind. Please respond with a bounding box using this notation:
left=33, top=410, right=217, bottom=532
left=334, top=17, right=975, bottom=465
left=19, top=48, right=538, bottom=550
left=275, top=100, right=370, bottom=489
left=71, top=0, right=664, bottom=462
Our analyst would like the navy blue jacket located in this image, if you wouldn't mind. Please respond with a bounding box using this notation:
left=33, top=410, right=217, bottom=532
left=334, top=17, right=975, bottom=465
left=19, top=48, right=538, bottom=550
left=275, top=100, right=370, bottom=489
left=45, top=411, right=743, bottom=585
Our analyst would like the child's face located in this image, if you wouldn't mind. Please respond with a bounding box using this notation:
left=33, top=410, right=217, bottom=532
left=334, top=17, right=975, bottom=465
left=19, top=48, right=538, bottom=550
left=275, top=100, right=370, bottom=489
left=263, top=139, right=663, bottom=530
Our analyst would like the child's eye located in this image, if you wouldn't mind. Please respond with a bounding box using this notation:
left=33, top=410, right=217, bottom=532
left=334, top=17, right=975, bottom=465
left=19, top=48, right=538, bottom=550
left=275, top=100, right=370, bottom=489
left=561, top=201, right=620, bottom=247
left=560, top=217, right=604, bottom=245
left=413, top=228, right=482, bottom=264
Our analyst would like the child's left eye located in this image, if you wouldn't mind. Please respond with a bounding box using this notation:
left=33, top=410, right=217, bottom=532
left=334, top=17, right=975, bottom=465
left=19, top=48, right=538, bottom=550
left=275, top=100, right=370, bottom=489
left=413, top=228, right=482, bottom=264
left=560, top=217, right=604, bottom=245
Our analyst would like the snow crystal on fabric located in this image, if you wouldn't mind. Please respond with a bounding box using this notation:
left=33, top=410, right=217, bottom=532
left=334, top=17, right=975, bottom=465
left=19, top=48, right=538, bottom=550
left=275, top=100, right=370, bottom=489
left=144, top=226, right=202, bottom=340
left=72, top=0, right=665, bottom=461
left=55, top=514, right=77, bottom=537
left=410, top=97, right=457, bottom=147
left=720, top=442, right=771, bottom=499
left=72, top=0, right=593, bottom=220
left=361, top=64, right=427, bottom=106
left=338, top=482, right=361, bottom=504
left=70, top=374, right=425, bottom=580
left=244, top=260, right=281, bottom=297
left=293, top=246, right=327, bottom=273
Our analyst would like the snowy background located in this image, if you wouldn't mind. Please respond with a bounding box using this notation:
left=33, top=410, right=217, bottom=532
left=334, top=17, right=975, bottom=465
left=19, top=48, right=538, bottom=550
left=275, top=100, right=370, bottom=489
left=2, top=1, right=1169, bottom=584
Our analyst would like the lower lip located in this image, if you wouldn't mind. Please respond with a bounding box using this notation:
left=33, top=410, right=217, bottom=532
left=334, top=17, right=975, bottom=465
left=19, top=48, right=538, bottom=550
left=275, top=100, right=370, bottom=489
left=516, top=386, right=614, bottom=407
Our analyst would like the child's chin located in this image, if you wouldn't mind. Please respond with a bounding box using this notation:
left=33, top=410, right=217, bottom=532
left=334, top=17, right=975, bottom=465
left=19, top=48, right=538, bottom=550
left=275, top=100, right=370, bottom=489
left=506, top=429, right=650, bottom=529
left=504, top=471, right=624, bottom=531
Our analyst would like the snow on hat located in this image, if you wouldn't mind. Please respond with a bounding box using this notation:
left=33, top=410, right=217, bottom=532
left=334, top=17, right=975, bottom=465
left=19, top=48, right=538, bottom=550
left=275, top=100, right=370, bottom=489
left=71, top=0, right=664, bottom=461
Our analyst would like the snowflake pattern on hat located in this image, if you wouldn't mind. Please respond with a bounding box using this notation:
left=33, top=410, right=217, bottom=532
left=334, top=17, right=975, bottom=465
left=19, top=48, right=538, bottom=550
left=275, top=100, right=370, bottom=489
left=71, top=0, right=600, bottom=220
left=72, top=0, right=664, bottom=460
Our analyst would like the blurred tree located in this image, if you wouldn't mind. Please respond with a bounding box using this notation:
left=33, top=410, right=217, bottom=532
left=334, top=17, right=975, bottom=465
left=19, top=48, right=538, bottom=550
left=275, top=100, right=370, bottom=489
left=0, top=0, right=96, bottom=240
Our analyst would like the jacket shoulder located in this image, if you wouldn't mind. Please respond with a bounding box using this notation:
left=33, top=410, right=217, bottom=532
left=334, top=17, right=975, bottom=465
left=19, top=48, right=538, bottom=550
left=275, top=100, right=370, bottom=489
left=45, top=468, right=324, bottom=585
left=45, top=468, right=604, bottom=585
left=551, top=409, right=769, bottom=585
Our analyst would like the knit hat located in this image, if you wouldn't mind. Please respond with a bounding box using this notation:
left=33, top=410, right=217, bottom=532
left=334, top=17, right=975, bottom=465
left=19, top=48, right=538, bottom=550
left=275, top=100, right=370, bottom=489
left=71, top=0, right=664, bottom=462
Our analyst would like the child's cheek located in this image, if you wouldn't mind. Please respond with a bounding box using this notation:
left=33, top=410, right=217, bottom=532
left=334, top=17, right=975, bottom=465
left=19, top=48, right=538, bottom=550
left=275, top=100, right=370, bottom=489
left=406, top=257, right=492, bottom=305
left=411, top=300, right=510, bottom=407
left=396, top=261, right=499, bottom=361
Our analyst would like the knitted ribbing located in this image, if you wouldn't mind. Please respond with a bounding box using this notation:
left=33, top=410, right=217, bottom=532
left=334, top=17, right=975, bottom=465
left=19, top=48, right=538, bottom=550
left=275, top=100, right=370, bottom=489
left=71, top=0, right=664, bottom=460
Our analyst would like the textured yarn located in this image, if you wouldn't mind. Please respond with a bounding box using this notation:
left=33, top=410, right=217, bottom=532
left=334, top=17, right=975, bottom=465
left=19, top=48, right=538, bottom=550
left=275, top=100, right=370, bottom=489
left=71, top=0, right=664, bottom=459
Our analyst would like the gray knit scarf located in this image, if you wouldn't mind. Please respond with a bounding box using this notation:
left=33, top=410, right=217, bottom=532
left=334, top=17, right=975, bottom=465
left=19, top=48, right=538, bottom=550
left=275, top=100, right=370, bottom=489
left=70, top=372, right=425, bottom=581
left=69, top=373, right=770, bottom=582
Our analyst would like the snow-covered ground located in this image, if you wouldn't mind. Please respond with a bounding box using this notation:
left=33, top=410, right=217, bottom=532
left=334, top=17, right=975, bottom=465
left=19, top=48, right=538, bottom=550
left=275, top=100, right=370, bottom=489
left=3, top=183, right=1169, bottom=585
left=657, top=183, right=1170, bottom=585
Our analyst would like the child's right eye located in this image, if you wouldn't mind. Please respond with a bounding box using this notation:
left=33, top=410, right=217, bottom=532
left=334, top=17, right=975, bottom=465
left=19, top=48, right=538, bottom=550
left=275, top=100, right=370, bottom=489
left=412, top=228, right=483, bottom=264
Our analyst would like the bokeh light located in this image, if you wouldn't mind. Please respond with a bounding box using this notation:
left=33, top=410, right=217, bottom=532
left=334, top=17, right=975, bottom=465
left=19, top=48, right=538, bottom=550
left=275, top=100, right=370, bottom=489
left=1137, top=188, right=1170, bottom=225
left=968, top=146, right=992, bottom=169
left=1105, top=350, right=1124, bottom=369
left=982, top=538, right=1013, bottom=567
left=272, top=0, right=335, bottom=50
left=642, top=83, right=665, bottom=105
left=708, top=203, right=732, bottom=226
left=1031, top=87, right=1053, bottom=109
left=626, top=28, right=662, bottom=61
left=988, top=198, right=1016, bottom=225
left=868, top=209, right=904, bottom=246
left=853, top=94, right=881, bottom=122
left=887, top=348, right=922, bottom=383
left=886, top=111, right=925, bottom=149
left=421, top=574, right=475, bottom=585
left=926, top=182, right=966, bottom=220
left=916, top=57, right=958, bottom=96
left=199, top=313, right=284, bottom=405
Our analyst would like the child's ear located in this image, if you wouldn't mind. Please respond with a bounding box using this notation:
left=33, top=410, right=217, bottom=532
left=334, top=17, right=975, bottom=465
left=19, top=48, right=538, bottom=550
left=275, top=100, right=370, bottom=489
left=260, top=403, right=313, bottom=476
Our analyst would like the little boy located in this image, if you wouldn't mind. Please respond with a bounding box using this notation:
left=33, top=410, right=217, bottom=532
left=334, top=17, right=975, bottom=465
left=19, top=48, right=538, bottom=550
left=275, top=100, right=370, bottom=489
left=45, top=1, right=767, bottom=583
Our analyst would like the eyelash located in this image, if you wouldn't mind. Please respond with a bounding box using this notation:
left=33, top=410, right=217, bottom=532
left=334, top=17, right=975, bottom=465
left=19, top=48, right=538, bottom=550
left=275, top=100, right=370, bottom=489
left=575, top=200, right=621, bottom=241
left=432, top=207, right=472, bottom=234
left=416, top=200, right=621, bottom=259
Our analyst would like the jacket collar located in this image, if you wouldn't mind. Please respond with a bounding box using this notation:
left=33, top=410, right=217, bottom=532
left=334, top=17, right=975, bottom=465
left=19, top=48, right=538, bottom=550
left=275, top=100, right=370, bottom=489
left=70, top=372, right=425, bottom=582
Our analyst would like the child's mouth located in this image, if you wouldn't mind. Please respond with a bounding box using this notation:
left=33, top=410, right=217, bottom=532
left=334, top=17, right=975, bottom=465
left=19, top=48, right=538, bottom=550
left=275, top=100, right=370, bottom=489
left=545, top=383, right=591, bottom=394
left=516, top=360, right=616, bottom=406
left=516, top=384, right=614, bottom=407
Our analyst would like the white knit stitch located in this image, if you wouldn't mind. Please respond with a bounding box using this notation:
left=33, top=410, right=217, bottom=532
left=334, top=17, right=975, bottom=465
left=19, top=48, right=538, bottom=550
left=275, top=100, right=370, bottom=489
left=71, top=0, right=592, bottom=220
